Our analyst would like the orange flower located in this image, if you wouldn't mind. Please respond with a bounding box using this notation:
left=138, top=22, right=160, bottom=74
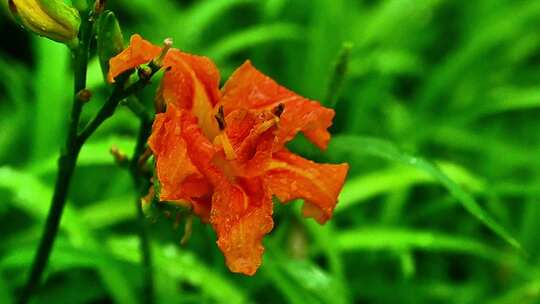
left=109, top=34, right=349, bottom=275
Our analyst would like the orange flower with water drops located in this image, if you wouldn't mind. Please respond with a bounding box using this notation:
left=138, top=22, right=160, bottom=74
left=108, top=34, right=349, bottom=275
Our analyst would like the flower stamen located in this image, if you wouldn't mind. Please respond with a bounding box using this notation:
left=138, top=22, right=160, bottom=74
left=154, top=37, right=173, bottom=67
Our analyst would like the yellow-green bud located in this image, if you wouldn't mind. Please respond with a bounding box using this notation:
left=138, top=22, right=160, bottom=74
left=96, top=10, right=124, bottom=81
left=9, top=0, right=80, bottom=44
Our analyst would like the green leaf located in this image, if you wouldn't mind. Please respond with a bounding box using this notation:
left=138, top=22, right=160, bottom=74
left=179, top=0, right=254, bottom=48
left=31, top=37, right=71, bottom=160
left=0, top=274, right=14, bottom=304
left=324, top=42, right=353, bottom=108
left=107, top=236, right=248, bottom=304
left=1, top=237, right=140, bottom=304
left=261, top=252, right=314, bottom=304
left=337, top=161, right=485, bottom=212
left=79, top=196, right=136, bottom=229
left=304, top=221, right=350, bottom=303
left=354, top=0, right=443, bottom=48
left=466, top=86, right=540, bottom=121
left=486, top=280, right=540, bottom=304
left=0, top=167, right=138, bottom=303
left=337, top=227, right=503, bottom=261
left=331, top=135, right=522, bottom=251
left=415, top=2, right=540, bottom=109
left=205, top=23, right=303, bottom=62
left=29, top=136, right=135, bottom=174
left=0, top=166, right=77, bottom=227
left=96, top=10, right=125, bottom=81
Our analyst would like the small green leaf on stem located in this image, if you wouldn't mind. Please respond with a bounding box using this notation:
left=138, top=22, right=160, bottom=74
left=97, top=10, right=124, bottom=81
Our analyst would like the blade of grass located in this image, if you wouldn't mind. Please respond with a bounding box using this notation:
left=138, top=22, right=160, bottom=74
left=324, top=42, right=353, bottom=108
left=179, top=0, right=254, bottom=48
left=29, top=136, right=134, bottom=175
left=0, top=167, right=138, bottom=303
left=415, top=2, right=540, bottom=109
left=261, top=251, right=315, bottom=304
left=331, top=135, right=522, bottom=251
left=31, top=37, right=71, bottom=160
left=304, top=221, right=350, bottom=303
left=0, top=275, right=13, bottom=304
left=337, top=227, right=502, bottom=261
left=79, top=196, right=136, bottom=229
left=205, top=23, right=303, bottom=63
left=486, top=280, right=540, bottom=304
left=107, top=236, right=248, bottom=304
left=337, top=161, right=485, bottom=212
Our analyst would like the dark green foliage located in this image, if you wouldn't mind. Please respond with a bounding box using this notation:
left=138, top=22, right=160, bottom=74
left=1, top=0, right=540, bottom=303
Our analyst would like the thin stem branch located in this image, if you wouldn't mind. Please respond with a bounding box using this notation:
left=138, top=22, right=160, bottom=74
left=117, top=91, right=155, bottom=302
left=124, top=96, right=153, bottom=123
left=77, top=64, right=161, bottom=145
left=129, top=117, right=155, bottom=304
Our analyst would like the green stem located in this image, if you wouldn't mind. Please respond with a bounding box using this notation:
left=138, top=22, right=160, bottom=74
left=129, top=117, right=155, bottom=304
left=77, top=65, right=160, bottom=144
left=18, top=9, right=94, bottom=304
left=125, top=96, right=153, bottom=123
left=18, top=17, right=162, bottom=304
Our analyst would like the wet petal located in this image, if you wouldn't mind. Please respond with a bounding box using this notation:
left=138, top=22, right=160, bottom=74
left=220, top=61, right=334, bottom=150
left=107, top=34, right=161, bottom=83
left=148, top=105, right=212, bottom=220
left=211, top=177, right=274, bottom=275
left=178, top=109, right=274, bottom=275
left=177, top=109, right=219, bottom=171
left=159, top=49, right=221, bottom=140
left=265, top=149, right=349, bottom=224
left=216, top=109, right=278, bottom=176
left=275, top=98, right=334, bottom=150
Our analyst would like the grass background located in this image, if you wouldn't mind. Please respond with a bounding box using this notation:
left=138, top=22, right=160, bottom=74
left=1, top=0, right=540, bottom=303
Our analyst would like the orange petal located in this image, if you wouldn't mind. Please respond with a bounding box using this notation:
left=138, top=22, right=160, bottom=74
left=175, top=107, right=227, bottom=188
left=148, top=105, right=212, bottom=220
left=275, top=98, right=334, bottom=149
left=160, top=49, right=221, bottom=140
left=107, top=34, right=162, bottom=83
left=265, top=149, right=349, bottom=224
left=190, top=197, right=212, bottom=222
left=211, top=177, right=273, bottom=275
left=178, top=108, right=274, bottom=275
left=216, top=109, right=277, bottom=177
left=220, top=61, right=334, bottom=149
left=221, top=60, right=295, bottom=111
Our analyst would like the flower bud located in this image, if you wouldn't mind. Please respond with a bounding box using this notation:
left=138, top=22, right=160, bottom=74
left=96, top=10, right=124, bottom=81
left=9, top=0, right=81, bottom=44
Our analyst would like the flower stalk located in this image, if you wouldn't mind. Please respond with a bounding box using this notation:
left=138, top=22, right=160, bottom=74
left=18, top=8, right=163, bottom=304
left=17, top=7, right=94, bottom=304
left=130, top=116, right=155, bottom=304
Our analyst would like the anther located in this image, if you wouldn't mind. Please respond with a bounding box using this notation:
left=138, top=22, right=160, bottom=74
left=273, top=103, right=285, bottom=117
left=215, top=105, right=226, bottom=130
left=154, top=37, right=173, bottom=67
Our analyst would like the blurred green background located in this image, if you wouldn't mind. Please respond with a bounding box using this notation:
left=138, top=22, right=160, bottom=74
left=1, top=0, right=540, bottom=303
